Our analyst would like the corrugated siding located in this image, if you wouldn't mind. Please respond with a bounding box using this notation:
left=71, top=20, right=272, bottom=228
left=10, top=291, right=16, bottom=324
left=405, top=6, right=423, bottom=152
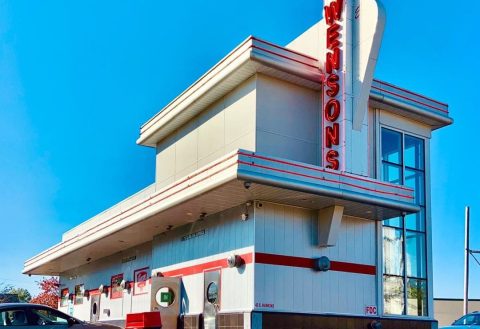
left=58, top=242, right=152, bottom=321
left=254, top=201, right=376, bottom=315
left=152, top=205, right=254, bottom=268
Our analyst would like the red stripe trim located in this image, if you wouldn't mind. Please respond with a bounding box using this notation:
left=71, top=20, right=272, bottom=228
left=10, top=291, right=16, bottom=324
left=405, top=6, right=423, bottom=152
left=238, top=160, right=413, bottom=200
left=373, top=79, right=448, bottom=107
left=251, top=36, right=318, bottom=61
left=251, top=45, right=320, bottom=69
left=161, top=252, right=253, bottom=277
left=160, top=252, right=375, bottom=277
left=255, top=252, right=376, bottom=276
left=371, top=85, right=449, bottom=114
left=238, top=151, right=413, bottom=192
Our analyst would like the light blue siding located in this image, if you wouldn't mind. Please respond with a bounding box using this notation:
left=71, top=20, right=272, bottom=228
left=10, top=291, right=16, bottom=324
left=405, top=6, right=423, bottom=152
left=152, top=204, right=254, bottom=268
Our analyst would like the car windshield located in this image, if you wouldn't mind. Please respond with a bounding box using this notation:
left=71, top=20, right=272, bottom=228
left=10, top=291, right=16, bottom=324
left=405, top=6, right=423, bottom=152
left=453, top=314, right=480, bottom=325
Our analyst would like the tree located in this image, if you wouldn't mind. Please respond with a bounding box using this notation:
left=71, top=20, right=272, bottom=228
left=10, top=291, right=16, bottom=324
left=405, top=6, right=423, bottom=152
left=8, top=288, right=32, bottom=303
left=30, top=277, right=59, bottom=309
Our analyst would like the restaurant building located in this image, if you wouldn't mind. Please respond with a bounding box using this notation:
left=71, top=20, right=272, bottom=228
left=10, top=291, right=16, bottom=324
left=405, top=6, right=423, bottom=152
left=23, top=0, right=452, bottom=328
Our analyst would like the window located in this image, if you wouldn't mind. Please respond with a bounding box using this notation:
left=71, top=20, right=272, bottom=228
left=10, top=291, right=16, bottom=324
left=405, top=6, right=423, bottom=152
left=0, top=310, right=28, bottom=326
left=381, top=128, right=427, bottom=316
left=0, top=308, right=76, bottom=327
left=29, top=308, right=69, bottom=325
left=453, top=314, right=480, bottom=325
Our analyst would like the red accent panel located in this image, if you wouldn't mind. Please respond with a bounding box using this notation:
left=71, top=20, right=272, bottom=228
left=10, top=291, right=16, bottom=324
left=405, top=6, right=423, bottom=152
left=126, top=312, right=162, bottom=329
left=330, top=260, right=376, bottom=275
left=372, top=79, right=448, bottom=107
left=250, top=36, right=318, bottom=61
left=237, top=160, right=413, bottom=199
left=256, top=252, right=314, bottom=269
left=161, top=252, right=253, bottom=277
left=371, top=85, right=449, bottom=114
left=255, top=252, right=376, bottom=276
left=237, top=151, right=413, bottom=192
left=88, top=289, right=102, bottom=296
left=251, top=45, right=320, bottom=69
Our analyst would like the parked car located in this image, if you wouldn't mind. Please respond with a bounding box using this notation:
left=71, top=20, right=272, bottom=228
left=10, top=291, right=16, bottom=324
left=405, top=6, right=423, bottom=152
left=441, top=312, right=480, bottom=328
left=0, top=303, right=121, bottom=329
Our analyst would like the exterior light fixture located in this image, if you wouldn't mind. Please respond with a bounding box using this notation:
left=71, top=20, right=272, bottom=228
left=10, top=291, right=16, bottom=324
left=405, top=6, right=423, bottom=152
left=313, top=256, right=331, bottom=272
left=227, top=254, right=244, bottom=268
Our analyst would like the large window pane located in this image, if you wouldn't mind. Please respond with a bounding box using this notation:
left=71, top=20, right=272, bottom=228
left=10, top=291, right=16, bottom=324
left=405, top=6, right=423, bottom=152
left=406, top=208, right=426, bottom=232
left=384, top=216, right=403, bottom=229
left=407, top=279, right=427, bottom=316
left=405, top=135, right=424, bottom=170
left=383, top=227, right=404, bottom=276
left=383, top=163, right=402, bottom=185
left=405, top=169, right=425, bottom=205
left=384, top=276, right=405, bottom=315
left=406, top=231, right=427, bottom=278
left=382, top=128, right=402, bottom=164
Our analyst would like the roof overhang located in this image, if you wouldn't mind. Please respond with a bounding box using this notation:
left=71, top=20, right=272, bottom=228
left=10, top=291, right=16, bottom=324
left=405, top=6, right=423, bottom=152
left=137, top=36, right=323, bottom=147
left=24, top=149, right=418, bottom=276
left=370, top=79, right=452, bottom=129
left=137, top=37, right=452, bottom=148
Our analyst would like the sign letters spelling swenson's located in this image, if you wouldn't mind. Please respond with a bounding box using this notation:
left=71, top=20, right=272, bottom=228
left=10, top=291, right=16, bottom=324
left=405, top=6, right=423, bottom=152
left=320, top=0, right=385, bottom=175
left=323, top=0, right=344, bottom=170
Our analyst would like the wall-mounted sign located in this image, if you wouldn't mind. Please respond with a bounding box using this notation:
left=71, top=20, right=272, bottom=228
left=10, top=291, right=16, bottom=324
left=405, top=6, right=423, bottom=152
left=110, top=273, right=124, bottom=299
left=122, top=255, right=137, bottom=263
left=365, top=305, right=378, bottom=315
left=74, top=284, right=84, bottom=305
left=133, top=267, right=149, bottom=296
left=60, top=288, right=69, bottom=307
left=181, top=229, right=205, bottom=241
left=323, top=0, right=344, bottom=171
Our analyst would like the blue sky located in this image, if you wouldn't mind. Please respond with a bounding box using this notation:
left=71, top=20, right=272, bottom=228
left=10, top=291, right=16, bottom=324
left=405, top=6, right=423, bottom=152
left=0, top=0, right=478, bottom=299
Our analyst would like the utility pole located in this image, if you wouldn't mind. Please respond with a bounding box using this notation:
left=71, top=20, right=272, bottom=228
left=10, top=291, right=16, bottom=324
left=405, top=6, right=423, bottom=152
left=464, top=206, right=470, bottom=315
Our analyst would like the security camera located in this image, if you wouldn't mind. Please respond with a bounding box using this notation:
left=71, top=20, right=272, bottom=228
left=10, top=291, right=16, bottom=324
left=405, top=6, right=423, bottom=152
left=243, top=181, right=252, bottom=189
left=241, top=213, right=249, bottom=221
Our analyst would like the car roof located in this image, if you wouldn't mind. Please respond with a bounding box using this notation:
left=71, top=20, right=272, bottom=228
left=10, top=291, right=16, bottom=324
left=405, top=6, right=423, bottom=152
left=0, top=303, right=54, bottom=310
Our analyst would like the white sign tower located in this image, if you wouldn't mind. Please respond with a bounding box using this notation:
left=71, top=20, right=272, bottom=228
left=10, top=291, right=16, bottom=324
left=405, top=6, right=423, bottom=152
left=320, top=0, right=385, bottom=175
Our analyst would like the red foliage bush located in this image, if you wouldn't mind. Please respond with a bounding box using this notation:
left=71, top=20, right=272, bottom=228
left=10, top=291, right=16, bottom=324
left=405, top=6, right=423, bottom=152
left=30, top=277, right=59, bottom=309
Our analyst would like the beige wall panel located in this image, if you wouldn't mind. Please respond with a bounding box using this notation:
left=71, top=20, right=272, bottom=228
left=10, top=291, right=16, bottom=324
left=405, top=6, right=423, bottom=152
left=224, top=78, right=256, bottom=145
left=155, top=144, right=176, bottom=185
left=197, top=102, right=225, bottom=160
left=256, top=130, right=318, bottom=165
left=155, top=77, right=256, bottom=188
left=256, top=74, right=320, bottom=165
left=174, top=124, right=199, bottom=173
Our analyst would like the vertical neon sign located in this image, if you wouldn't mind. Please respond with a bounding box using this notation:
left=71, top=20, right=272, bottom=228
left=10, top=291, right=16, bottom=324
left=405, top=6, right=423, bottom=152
left=323, top=0, right=344, bottom=170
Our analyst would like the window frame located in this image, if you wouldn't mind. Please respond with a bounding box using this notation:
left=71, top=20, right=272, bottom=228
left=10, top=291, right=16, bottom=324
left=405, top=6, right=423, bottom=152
left=379, top=124, right=430, bottom=318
